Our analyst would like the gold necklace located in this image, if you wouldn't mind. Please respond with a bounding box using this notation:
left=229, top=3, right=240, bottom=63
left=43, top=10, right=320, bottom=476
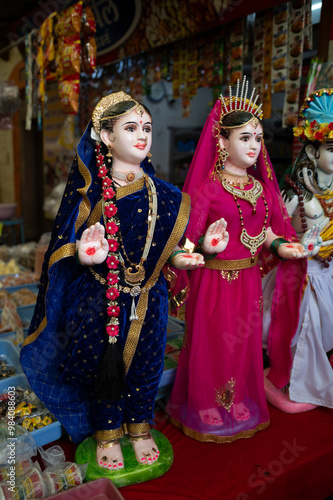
left=116, top=174, right=157, bottom=287
left=219, top=169, right=250, bottom=189
left=220, top=174, right=263, bottom=213
left=233, top=193, right=269, bottom=261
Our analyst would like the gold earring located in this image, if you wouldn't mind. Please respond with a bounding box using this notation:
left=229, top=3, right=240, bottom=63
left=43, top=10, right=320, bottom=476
left=147, top=151, right=152, bottom=163
left=106, top=144, right=113, bottom=162
left=216, top=145, right=229, bottom=172
left=220, top=147, right=229, bottom=169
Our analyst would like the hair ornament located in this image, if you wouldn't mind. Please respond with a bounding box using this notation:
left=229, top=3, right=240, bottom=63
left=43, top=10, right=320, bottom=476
left=218, top=76, right=264, bottom=121
left=92, top=91, right=140, bottom=137
left=293, top=88, right=333, bottom=143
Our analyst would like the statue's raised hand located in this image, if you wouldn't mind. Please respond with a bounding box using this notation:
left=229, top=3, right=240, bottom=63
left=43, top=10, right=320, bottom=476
left=202, top=218, right=229, bottom=255
left=77, top=222, right=109, bottom=265
left=300, top=218, right=329, bottom=257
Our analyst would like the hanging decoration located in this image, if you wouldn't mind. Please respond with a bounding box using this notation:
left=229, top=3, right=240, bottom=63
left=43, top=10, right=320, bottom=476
left=252, top=13, right=265, bottom=101
left=25, top=0, right=97, bottom=123
left=282, top=0, right=312, bottom=128
left=229, top=19, right=244, bottom=85
left=271, top=3, right=288, bottom=95
left=262, top=10, right=273, bottom=118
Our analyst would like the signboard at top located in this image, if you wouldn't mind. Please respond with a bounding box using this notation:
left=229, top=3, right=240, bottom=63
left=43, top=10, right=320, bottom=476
left=91, top=0, right=142, bottom=56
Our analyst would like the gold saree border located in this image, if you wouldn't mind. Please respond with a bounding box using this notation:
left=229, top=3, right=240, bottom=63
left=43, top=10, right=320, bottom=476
left=123, top=192, right=191, bottom=373
left=117, top=177, right=145, bottom=200
left=22, top=243, right=76, bottom=347
left=170, top=417, right=270, bottom=443
left=88, top=179, right=146, bottom=227
left=88, top=199, right=103, bottom=227
left=75, top=155, right=92, bottom=235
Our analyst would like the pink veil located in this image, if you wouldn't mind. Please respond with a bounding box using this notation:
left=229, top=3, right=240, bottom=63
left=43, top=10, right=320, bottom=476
left=172, top=97, right=307, bottom=390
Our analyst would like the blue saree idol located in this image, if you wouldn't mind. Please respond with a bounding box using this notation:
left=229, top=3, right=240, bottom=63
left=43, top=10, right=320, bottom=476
left=20, top=121, right=190, bottom=444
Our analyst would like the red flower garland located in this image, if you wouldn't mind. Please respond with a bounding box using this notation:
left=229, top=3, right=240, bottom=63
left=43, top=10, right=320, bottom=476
left=96, top=144, right=121, bottom=344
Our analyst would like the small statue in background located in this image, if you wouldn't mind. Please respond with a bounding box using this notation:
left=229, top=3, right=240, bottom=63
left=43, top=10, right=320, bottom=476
left=263, top=88, right=333, bottom=412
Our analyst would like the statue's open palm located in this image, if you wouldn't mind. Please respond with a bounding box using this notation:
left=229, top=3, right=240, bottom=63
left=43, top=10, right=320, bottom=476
left=78, top=222, right=109, bottom=265
left=202, top=218, right=229, bottom=254
left=300, top=218, right=329, bottom=257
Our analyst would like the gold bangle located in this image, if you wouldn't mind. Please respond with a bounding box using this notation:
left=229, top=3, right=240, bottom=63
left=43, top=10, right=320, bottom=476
left=129, top=432, right=152, bottom=442
left=126, top=422, right=151, bottom=435
left=94, top=427, right=124, bottom=441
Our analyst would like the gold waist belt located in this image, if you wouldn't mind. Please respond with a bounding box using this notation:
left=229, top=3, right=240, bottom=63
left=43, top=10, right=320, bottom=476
left=204, top=255, right=258, bottom=270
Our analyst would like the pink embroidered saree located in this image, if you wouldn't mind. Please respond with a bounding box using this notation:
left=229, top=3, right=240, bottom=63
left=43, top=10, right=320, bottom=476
left=167, top=97, right=307, bottom=442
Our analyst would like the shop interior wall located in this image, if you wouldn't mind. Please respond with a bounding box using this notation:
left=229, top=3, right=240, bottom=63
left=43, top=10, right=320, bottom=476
left=0, top=48, right=22, bottom=205
left=140, top=83, right=213, bottom=180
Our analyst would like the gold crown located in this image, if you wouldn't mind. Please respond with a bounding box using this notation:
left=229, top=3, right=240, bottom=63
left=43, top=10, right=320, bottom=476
left=219, top=76, right=264, bottom=120
left=92, top=91, right=137, bottom=136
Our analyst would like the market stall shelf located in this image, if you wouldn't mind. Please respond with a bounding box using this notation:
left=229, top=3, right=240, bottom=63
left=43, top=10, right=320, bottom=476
left=0, top=352, right=62, bottom=447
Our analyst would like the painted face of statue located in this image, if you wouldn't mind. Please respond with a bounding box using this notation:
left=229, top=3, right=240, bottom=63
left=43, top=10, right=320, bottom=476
left=316, top=142, right=333, bottom=175
left=101, top=109, right=152, bottom=166
left=220, top=121, right=263, bottom=173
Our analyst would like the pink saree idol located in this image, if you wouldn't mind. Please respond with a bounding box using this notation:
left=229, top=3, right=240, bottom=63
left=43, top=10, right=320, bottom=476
left=167, top=84, right=307, bottom=442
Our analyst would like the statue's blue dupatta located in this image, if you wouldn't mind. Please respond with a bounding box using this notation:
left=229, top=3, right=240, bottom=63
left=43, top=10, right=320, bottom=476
left=20, top=122, right=190, bottom=442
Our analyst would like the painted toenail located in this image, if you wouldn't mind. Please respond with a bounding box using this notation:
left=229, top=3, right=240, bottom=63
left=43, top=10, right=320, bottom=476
left=141, top=458, right=145, bottom=461
left=104, top=463, right=107, bottom=466
left=99, top=461, right=103, bottom=465
left=113, top=464, right=117, bottom=468
left=118, top=463, right=123, bottom=466
left=108, top=464, right=112, bottom=468
left=153, top=457, right=156, bottom=461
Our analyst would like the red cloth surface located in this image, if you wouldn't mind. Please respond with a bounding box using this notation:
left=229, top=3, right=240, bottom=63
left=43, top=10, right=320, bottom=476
left=43, top=404, right=333, bottom=500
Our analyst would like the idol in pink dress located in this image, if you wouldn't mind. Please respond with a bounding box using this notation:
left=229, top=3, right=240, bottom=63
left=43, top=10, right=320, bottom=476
left=167, top=78, right=307, bottom=442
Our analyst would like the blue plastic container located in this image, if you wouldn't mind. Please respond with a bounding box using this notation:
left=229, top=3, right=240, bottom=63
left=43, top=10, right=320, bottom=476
left=0, top=339, right=22, bottom=376
left=0, top=373, right=62, bottom=447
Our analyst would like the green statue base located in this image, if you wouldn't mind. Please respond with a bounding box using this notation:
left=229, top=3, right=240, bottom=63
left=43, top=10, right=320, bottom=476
left=75, top=429, right=173, bottom=488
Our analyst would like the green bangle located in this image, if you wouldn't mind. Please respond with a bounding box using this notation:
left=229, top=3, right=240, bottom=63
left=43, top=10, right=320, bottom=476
left=74, top=250, right=81, bottom=265
left=168, top=250, right=186, bottom=266
left=270, top=238, right=289, bottom=261
left=196, top=235, right=218, bottom=261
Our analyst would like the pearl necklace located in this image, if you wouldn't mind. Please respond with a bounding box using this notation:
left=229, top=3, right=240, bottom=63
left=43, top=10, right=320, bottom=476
left=112, top=168, right=144, bottom=184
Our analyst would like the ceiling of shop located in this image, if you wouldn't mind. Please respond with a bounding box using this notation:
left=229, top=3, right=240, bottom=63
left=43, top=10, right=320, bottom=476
left=0, top=2, right=40, bottom=54
left=0, top=0, right=76, bottom=58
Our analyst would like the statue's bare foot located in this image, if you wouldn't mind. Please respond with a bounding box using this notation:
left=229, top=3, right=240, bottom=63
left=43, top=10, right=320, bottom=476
left=96, top=440, right=124, bottom=470
left=232, top=402, right=250, bottom=422
left=129, top=432, right=159, bottom=465
left=199, top=408, right=223, bottom=426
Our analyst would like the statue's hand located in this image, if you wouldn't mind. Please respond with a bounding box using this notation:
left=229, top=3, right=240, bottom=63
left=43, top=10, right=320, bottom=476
left=171, top=252, right=205, bottom=270
left=299, top=219, right=328, bottom=257
left=77, top=222, right=109, bottom=265
left=202, top=218, right=229, bottom=254
left=278, top=242, right=307, bottom=260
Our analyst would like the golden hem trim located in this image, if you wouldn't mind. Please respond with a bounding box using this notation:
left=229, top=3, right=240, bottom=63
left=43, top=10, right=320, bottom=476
left=22, top=242, right=77, bottom=347
left=204, top=255, right=258, bottom=271
left=76, top=155, right=92, bottom=235
left=169, top=417, right=270, bottom=443
left=22, top=316, right=47, bottom=347
left=126, top=422, right=150, bottom=435
left=88, top=199, right=103, bottom=226
left=122, top=191, right=191, bottom=374
left=116, top=177, right=145, bottom=200
left=94, top=428, right=124, bottom=441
